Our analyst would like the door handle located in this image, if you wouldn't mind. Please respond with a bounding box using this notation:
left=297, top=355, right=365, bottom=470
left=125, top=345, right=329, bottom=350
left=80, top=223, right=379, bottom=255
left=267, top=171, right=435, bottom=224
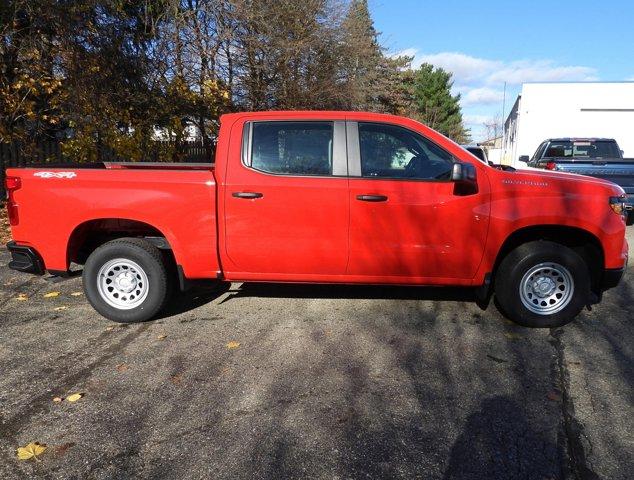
left=232, top=192, right=263, bottom=199
left=356, top=194, right=388, bottom=202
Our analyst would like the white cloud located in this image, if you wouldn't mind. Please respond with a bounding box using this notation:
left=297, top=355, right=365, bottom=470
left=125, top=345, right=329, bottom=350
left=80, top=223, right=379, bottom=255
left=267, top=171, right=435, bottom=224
left=487, top=60, right=598, bottom=84
left=396, top=49, right=599, bottom=90
left=463, top=114, right=491, bottom=126
left=410, top=51, right=499, bottom=83
left=461, top=87, right=505, bottom=106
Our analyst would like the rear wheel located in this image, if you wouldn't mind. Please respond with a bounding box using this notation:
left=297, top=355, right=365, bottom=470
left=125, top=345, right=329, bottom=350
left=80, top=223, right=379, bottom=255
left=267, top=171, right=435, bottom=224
left=495, top=241, right=591, bottom=327
left=83, top=238, right=171, bottom=323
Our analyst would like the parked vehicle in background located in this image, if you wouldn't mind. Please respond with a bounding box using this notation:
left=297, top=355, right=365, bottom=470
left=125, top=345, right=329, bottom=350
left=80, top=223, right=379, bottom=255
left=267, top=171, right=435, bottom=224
left=521, top=138, right=634, bottom=194
left=520, top=138, right=634, bottom=224
left=462, top=145, right=489, bottom=164
left=5, top=112, right=630, bottom=328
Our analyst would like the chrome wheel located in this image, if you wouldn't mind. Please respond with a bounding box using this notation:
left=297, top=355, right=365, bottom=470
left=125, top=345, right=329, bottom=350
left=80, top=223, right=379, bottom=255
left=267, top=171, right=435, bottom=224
left=97, top=258, right=149, bottom=310
left=519, top=262, right=574, bottom=315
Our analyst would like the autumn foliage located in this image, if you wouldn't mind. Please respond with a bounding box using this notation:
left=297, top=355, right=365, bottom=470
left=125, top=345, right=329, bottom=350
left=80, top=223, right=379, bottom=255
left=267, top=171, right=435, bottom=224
left=0, top=0, right=469, bottom=161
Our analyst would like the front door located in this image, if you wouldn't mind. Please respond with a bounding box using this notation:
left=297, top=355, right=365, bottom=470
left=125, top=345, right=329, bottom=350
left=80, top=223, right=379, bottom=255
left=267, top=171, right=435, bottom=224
left=347, top=121, right=490, bottom=282
left=222, top=120, right=349, bottom=280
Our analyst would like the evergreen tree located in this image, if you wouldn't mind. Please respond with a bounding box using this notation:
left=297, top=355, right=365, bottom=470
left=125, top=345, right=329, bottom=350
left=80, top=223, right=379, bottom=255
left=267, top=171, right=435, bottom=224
left=341, top=0, right=409, bottom=112
left=408, top=63, right=470, bottom=142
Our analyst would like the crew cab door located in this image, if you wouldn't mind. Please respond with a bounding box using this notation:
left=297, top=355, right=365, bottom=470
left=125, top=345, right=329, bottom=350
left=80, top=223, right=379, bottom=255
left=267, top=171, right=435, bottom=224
left=346, top=121, right=490, bottom=281
left=221, top=119, right=349, bottom=279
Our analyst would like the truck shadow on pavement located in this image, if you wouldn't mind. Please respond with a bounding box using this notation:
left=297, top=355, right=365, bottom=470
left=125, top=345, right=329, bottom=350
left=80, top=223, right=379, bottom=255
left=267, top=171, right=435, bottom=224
left=155, top=282, right=232, bottom=319
left=219, top=282, right=479, bottom=303
left=158, top=282, right=489, bottom=320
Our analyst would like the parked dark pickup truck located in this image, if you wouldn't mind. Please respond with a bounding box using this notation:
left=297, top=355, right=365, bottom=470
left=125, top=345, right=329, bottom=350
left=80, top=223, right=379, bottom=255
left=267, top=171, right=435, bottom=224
left=520, top=138, right=634, bottom=200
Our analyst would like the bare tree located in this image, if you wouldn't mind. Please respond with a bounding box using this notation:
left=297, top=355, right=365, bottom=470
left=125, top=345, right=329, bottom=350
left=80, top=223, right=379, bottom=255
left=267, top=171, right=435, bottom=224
left=483, top=114, right=503, bottom=142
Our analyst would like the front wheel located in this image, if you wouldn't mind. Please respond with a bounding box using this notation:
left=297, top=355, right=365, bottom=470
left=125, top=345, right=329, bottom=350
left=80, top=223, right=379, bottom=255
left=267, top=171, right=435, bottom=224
left=495, top=241, right=591, bottom=328
left=83, top=238, right=171, bottom=323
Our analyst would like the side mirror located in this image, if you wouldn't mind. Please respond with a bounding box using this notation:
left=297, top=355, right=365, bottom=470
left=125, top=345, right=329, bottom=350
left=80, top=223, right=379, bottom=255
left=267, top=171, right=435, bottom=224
left=518, top=155, right=529, bottom=163
left=451, top=162, right=478, bottom=195
left=450, top=162, right=477, bottom=183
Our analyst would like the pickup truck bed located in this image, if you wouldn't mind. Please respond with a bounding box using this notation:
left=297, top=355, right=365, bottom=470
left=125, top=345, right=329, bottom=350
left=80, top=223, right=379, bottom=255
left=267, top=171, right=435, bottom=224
left=9, top=163, right=219, bottom=279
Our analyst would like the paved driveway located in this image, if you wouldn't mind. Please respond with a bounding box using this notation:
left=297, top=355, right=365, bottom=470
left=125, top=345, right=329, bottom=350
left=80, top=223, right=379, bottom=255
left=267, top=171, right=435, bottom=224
left=0, top=231, right=632, bottom=479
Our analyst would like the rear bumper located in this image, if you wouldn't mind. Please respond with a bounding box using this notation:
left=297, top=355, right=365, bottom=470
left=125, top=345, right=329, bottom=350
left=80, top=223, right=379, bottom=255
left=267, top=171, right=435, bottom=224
left=601, top=267, right=625, bottom=291
left=6, top=241, right=45, bottom=275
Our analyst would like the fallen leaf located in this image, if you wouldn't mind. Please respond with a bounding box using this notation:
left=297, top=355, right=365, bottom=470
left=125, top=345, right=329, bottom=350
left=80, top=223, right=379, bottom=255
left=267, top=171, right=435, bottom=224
left=157, top=334, right=167, bottom=340
left=16, top=442, right=46, bottom=461
left=504, top=332, right=522, bottom=341
left=54, top=306, right=68, bottom=311
left=70, top=292, right=83, bottom=296
left=115, top=363, right=128, bottom=372
left=52, top=397, right=63, bottom=403
left=226, top=341, right=240, bottom=349
left=15, top=294, right=28, bottom=301
left=105, top=326, right=115, bottom=332
left=170, top=374, right=182, bottom=385
left=66, top=393, right=83, bottom=402
left=43, top=291, right=60, bottom=298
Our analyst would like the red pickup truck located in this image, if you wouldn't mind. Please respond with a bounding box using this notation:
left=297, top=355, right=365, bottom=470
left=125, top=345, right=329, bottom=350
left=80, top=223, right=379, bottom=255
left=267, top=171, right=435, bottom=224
left=5, top=111, right=629, bottom=327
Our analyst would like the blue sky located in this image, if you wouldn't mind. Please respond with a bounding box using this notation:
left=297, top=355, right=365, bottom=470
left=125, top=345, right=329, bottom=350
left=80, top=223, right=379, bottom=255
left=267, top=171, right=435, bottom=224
left=370, top=0, right=634, bottom=140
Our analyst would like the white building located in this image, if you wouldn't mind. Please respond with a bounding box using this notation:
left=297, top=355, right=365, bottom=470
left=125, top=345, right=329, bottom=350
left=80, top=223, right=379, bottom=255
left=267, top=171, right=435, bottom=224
left=503, top=82, right=634, bottom=165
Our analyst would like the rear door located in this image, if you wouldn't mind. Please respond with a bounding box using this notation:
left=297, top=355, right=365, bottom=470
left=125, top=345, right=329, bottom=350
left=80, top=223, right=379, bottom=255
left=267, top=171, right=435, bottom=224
left=222, top=119, right=349, bottom=279
left=346, top=121, right=490, bottom=282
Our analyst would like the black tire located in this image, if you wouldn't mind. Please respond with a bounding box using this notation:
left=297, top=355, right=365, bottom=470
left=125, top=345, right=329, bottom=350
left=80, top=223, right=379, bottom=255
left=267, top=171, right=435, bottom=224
left=494, top=241, right=591, bottom=328
left=83, top=238, right=171, bottom=323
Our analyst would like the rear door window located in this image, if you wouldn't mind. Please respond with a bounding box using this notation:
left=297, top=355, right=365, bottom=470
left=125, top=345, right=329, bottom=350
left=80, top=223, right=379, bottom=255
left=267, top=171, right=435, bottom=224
left=249, top=122, right=333, bottom=175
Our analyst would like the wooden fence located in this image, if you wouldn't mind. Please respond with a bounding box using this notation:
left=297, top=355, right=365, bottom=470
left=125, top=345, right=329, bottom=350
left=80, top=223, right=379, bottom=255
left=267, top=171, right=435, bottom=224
left=0, top=140, right=213, bottom=196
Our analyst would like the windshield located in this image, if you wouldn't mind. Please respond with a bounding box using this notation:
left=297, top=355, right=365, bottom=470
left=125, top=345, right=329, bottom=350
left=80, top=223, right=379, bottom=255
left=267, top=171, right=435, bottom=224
left=543, top=140, right=620, bottom=159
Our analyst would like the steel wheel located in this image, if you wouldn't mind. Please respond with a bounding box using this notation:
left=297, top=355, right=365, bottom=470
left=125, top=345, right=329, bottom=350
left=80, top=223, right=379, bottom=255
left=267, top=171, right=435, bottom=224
left=519, top=262, right=574, bottom=315
left=96, top=258, right=149, bottom=310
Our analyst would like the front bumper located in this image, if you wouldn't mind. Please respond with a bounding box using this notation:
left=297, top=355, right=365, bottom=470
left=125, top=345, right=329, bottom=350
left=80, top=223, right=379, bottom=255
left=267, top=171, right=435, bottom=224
left=7, top=241, right=45, bottom=275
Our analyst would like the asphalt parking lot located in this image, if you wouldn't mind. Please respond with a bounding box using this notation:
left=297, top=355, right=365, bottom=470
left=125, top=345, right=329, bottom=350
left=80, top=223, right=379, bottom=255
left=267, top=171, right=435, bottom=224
left=0, top=231, right=632, bottom=480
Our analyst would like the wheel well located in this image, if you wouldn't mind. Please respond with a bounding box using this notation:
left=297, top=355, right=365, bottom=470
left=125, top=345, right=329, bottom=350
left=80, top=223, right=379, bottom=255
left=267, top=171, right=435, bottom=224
left=494, top=225, right=604, bottom=291
left=67, top=219, right=175, bottom=267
